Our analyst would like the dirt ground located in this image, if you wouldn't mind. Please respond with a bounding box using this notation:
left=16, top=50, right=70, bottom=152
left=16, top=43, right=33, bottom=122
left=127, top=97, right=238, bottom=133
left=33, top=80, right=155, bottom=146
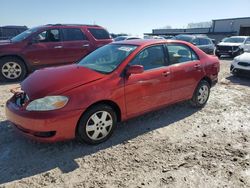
left=0, top=59, right=249, bottom=188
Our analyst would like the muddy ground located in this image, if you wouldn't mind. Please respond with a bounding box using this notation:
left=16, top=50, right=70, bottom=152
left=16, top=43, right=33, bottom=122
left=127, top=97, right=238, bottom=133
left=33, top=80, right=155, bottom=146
left=0, top=59, right=249, bottom=188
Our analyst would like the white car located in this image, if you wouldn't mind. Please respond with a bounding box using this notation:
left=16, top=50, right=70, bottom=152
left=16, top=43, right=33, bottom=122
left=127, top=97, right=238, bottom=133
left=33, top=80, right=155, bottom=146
left=216, top=36, right=250, bottom=57
left=231, top=52, right=250, bottom=76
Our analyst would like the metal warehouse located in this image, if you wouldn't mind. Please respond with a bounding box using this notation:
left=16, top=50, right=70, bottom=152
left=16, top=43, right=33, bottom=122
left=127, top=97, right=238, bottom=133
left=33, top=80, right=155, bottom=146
left=150, top=17, right=250, bottom=42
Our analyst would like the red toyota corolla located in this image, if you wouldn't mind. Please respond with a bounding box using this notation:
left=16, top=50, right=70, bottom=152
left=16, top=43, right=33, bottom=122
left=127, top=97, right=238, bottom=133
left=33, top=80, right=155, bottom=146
left=6, top=39, right=220, bottom=144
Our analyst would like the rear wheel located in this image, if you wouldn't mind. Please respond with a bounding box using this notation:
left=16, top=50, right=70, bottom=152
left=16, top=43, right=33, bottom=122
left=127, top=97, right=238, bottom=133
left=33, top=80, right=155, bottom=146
left=0, top=57, right=27, bottom=82
left=190, top=80, right=210, bottom=108
left=76, top=104, right=117, bottom=144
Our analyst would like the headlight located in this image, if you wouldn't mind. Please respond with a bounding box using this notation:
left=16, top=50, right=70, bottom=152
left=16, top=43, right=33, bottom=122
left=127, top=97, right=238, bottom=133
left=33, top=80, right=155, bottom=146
left=26, top=96, right=69, bottom=111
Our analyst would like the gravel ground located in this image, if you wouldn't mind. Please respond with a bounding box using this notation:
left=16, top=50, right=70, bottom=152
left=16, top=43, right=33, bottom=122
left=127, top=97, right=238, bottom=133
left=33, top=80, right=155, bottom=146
left=0, top=59, right=249, bottom=188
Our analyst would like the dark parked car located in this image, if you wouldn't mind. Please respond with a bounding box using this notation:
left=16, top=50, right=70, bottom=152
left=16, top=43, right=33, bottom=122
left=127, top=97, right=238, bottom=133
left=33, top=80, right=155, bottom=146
left=173, top=35, right=215, bottom=55
left=0, top=25, right=28, bottom=40
left=0, top=24, right=113, bottom=82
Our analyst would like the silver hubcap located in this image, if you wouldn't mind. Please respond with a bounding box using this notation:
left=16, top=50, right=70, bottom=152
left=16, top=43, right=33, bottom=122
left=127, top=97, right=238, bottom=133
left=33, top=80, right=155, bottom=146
left=86, top=111, right=113, bottom=141
left=197, top=85, right=209, bottom=104
left=2, top=62, right=22, bottom=79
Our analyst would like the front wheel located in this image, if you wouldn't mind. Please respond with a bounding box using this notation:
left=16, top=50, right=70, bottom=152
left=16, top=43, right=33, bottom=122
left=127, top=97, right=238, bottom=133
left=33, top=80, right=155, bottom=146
left=190, top=80, right=210, bottom=108
left=0, top=57, right=27, bottom=82
left=76, top=104, right=117, bottom=144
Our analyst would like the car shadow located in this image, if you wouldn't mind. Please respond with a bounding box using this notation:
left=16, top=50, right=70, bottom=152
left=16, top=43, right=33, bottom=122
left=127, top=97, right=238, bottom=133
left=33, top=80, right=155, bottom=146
left=219, top=56, right=233, bottom=61
left=225, top=75, right=250, bottom=87
left=0, top=102, right=198, bottom=184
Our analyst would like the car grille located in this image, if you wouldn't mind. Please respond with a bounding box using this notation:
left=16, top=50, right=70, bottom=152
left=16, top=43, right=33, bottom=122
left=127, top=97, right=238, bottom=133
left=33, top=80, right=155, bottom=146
left=238, top=62, right=250, bottom=67
left=15, top=92, right=29, bottom=107
left=217, top=46, right=232, bottom=51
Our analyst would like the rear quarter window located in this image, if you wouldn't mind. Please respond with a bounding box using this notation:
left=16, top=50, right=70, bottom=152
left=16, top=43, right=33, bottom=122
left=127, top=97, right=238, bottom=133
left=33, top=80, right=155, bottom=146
left=88, top=28, right=111, bottom=39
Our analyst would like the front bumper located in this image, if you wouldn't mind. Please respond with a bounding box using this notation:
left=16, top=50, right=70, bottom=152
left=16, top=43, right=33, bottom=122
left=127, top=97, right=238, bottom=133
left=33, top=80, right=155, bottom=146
left=230, top=65, right=250, bottom=76
left=5, top=99, right=84, bottom=142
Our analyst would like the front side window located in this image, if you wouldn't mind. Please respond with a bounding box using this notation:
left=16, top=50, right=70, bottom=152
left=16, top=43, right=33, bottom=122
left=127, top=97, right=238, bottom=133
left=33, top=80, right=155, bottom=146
left=130, top=45, right=166, bottom=71
left=167, top=44, right=198, bottom=64
left=35, top=29, right=60, bottom=42
left=62, top=28, right=87, bottom=41
left=88, top=28, right=111, bottom=39
left=78, top=44, right=137, bottom=73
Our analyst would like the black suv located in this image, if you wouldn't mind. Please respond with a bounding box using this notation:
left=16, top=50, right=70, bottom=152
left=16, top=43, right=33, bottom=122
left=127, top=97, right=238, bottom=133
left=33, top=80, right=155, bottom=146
left=173, top=34, right=215, bottom=55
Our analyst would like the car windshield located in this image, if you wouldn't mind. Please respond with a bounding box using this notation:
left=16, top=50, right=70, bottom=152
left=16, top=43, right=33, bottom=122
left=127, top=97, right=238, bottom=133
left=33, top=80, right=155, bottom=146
left=223, top=37, right=245, bottom=43
left=174, top=35, right=194, bottom=42
left=78, top=44, right=137, bottom=74
left=11, top=27, right=39, bottom=43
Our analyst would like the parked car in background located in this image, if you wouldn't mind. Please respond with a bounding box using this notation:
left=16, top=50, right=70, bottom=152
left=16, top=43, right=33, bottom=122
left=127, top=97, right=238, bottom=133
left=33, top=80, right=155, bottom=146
left=230, top=52, right=250, bottom=76
left=6, top=39, right=220, bottom=144
left=215, top=36, right=250, bottom=58
left=173, top=34, right=215, bottom=55
left=114, top=35, right=141, bottom=41
left=0, top=24, right=113, bottom=82
left=0, top=25, right=28, bottom=40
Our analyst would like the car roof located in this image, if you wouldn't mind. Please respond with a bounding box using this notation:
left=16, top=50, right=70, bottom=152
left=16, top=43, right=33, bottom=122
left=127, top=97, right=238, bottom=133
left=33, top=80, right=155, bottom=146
left=229, top=36, right=248, bottom=38
left=38, top=24, right=104, bottom=29
left=113, top=39, right=190, bottom=47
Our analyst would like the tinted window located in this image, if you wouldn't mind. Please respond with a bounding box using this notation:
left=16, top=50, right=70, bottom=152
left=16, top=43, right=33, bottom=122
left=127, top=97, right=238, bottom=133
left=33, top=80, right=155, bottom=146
left=192, top=38, right=200, bottom=45
left=199, top=38, right=210, bottom=45
left=35, top=29, right=60, bottom=42
left=88, top=28, right=111, bottom=39
left=62, top=28, right=87, bottom=41
left=167, top=44, right=198, bottom=64
left=245, top=38, right=250, bottom=44
left=11, top=27, right=39, bottom=42
left=130, top=45, right=166, bottom=70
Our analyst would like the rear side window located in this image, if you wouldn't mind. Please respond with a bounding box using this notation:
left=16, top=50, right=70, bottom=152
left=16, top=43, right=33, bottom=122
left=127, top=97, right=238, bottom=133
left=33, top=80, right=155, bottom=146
left=88, top=28, right=111, bottom=39
left=166, top=44, right=198, bottom=64
left=199, top=38, right=210, bottom=45
left=62, top=28, right=87, bottom=41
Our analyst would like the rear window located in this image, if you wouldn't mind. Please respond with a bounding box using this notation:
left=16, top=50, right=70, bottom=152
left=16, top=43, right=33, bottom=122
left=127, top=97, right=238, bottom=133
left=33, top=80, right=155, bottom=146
left=88, top=28, right=111, bottom=39
left=62, top=28, right=87, bottom=41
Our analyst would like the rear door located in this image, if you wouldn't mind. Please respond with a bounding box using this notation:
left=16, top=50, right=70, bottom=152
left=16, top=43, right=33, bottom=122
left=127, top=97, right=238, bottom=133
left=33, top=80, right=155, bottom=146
left=61, top=28, right=91, bottom=63
left=166, top=43, right=204, bottom=102
left=24, top=28, right=66, bottom=67
left=124, top=45, right=172, bottom=117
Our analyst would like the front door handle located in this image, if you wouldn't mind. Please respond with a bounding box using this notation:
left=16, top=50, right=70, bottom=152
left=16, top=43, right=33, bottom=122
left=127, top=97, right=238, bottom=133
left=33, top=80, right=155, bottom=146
left=162, top=71, right=170, bottom=77
left=82, top=44, right=90, bottom=48
left=54, top=45, right=63, bottom=49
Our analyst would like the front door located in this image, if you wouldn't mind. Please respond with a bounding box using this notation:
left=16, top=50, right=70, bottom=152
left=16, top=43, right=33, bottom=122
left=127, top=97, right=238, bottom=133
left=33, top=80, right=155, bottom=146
left=124, top=45, right=172, bottom=117
left=24, top=29, right=66, bottom=67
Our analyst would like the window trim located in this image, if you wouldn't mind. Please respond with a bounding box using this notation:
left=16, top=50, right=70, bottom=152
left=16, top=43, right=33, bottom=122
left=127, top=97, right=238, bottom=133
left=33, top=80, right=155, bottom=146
left=165, top=43, right=200, bottom=65
left=128, top=44, right=169, bottom=72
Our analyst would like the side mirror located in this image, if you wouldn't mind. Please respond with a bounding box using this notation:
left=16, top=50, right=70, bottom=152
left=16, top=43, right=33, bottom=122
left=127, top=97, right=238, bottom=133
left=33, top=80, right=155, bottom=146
left=126, top=65, right=144, bottom=75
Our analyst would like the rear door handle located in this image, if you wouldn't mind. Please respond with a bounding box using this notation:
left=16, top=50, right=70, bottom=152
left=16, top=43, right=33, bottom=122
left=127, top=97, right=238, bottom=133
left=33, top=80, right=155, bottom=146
left=54, top=45, right=63, bottom=49
left=194, top=64, right=201, bottom=68
left=162, top=71, right=170, bottom=77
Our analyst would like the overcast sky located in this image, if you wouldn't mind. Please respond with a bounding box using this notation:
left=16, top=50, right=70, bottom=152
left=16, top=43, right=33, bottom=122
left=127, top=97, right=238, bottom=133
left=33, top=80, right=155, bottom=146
left=1, top=0, right=250, bottom=35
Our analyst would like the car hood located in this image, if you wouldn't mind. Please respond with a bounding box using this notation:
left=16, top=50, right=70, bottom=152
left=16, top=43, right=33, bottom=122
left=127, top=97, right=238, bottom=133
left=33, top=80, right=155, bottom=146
left=235, top=52, right=250, bottom=62
left=21, top=64, right=105, bottom=100
left=217, top=42, right=241, bottom=47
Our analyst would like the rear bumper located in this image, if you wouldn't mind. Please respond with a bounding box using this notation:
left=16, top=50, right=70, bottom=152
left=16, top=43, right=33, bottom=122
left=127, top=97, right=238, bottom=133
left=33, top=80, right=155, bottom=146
left=5, top=100, right=84, bottom=142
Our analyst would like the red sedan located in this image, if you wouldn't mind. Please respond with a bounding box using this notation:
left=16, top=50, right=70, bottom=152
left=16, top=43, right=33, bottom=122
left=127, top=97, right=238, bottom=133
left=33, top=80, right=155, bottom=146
left=6, top=40, right=220, bottom=144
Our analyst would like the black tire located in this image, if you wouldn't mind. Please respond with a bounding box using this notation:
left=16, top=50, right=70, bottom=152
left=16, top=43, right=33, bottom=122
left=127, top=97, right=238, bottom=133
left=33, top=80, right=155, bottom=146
left=190, top=80, right=210, bottom=108
left=0, top=56, right=27, bottom=82
left=76, top=104, right=117, bottom=145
